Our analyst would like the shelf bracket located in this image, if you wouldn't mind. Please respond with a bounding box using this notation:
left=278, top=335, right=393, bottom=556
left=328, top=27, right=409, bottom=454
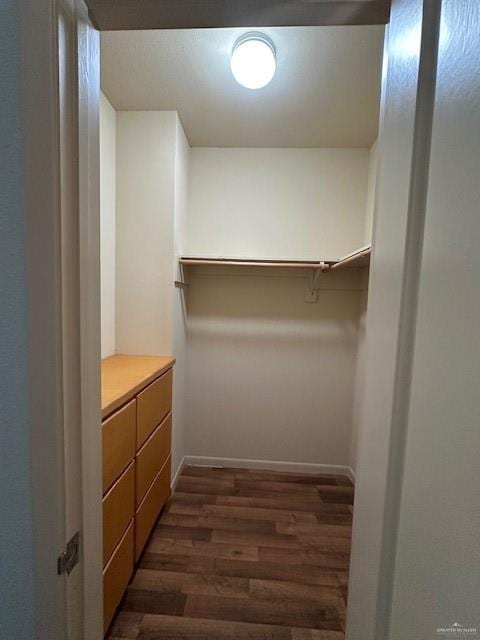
left=175, top=260, right=188, bottom=288
left=305, top=262, right=328, bottom=303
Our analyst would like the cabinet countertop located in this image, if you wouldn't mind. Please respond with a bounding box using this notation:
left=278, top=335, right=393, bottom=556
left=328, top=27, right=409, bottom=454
left=101, top=354, right=175, bottom=419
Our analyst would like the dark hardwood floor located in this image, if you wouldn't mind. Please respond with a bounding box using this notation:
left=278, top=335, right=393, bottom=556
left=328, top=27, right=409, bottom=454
left=107, top=465, right=354, bottom=640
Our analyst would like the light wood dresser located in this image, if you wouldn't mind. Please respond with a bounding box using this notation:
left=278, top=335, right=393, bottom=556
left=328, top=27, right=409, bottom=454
left=101, top=355, right=175, bottom=634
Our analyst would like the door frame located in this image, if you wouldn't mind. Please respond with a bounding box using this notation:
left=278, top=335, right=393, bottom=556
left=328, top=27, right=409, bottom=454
left=17, top=1, right=103, bottom=638
left=20, top=0, right=440, bottom=638
left=76, top=2, right=103, bottom=638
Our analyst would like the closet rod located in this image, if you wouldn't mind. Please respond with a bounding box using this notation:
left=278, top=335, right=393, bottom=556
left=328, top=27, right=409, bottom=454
left=180, top=257, right=334, bottom=269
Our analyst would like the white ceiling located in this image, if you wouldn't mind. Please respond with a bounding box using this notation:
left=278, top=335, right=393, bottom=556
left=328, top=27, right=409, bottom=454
left=101, top=25, right=384, bottom=148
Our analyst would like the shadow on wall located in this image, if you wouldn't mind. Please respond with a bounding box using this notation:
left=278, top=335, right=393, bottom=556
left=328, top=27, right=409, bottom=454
left=184, top=267, right=365, bottom=467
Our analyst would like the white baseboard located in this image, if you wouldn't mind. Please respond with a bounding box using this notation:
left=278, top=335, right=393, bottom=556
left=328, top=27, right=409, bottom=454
left=171, top=456, right=186, bottom=490
left=183, top=455, right=355, bottom=482
left=347, top=466, right=356, bottom=484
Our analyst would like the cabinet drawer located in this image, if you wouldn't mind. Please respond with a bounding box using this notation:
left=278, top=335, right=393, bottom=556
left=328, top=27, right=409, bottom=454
left=136, top=413, right=172, bottom=506
left=103, top=520, right=134, bottom=635
left=102, top=400, right=136, bottom=494
left=103, top=462, right=135, bottom=567
left=135, top=456, right=171, bottom=561
left=136, top=369, right=172, bottom=449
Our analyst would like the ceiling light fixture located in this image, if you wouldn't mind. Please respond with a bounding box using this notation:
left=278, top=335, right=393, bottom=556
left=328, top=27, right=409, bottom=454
left=230, top=33, right=276, bottom=90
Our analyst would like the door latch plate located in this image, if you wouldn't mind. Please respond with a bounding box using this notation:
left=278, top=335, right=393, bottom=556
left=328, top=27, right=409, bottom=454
left=57, top=531, right=80, bottom=575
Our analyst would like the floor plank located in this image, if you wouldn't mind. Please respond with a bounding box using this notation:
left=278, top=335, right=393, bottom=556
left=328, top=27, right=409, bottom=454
left=184, top=594, right=343, bottom=631
left=248, top=579, right=346, bottom=609
left=275, top=523, right=351, bottom=538
left=148, top=537, right=260, bottom=562
left=197, top=515, right=277, bottom=534
left=129, top=568, right=251, bottom=600
left=182, top=466, right=238, bottom=479
left=202, top=504, right=318, bottom=524
left=138, top=613, right=292, bottom=640
left=216, top=495, right=352, bottom=514
left=234, top=479, right=320, bottom=496
left=108, top=611, right=143, bottom=639
left=155, top=524, right=212, bottom=541
left=139, top=553, right=216, bottom=575
left=291, top=630, right=345, bottom=640
left=258, top=547, right=350, bottom=570
left=159, top=511, right=277, bottom=534
left=169, top=492, right=218, bottom=505
left=107, top=466, right=354, bottom=639
left=211, top=529, right=302, bottom=550
left=124, top=589, right=187, bottom=616
left=234, top=471, right=340, bottom=486
left=215, top=558, right=342, bottom=587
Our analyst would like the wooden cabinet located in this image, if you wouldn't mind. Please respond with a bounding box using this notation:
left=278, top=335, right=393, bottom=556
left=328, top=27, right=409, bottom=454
left=135, top=456, right=171, bottom=560
left=103, top=462, right=135, bottom=566
left=136, top=369, right=173, bottom=448
left=102, top=400, right=136, bottom=493
left=101, top=355, right=175, bottom=634
left=136, top=413, right=171, bottom=506
left=103, top=522, right=134, bottom=634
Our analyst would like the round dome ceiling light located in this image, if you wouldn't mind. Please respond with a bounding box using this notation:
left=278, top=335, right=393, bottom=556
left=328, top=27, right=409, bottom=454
left=230, top=33, right=276, bottom=90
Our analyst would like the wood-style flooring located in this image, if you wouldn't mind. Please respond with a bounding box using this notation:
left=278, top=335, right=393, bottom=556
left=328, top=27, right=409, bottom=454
left=107, top=465, right=354, bottom=640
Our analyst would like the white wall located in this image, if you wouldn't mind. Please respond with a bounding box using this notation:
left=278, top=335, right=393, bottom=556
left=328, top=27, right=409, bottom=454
left=114, top=123, right=372, bottom=475
left=349, top=137, right=378, bottom=474
left=115, top=110, right=189, bottom=482
left=186, top=148, right=369, bottom=261
left=388, top=0, right=480, bottom=635
left=171, top=116, right=190, bottom=478
left=100, top=93, right=116, bottom=357
left=0, top=5, right=35, bottom=636
left=184, top=146, right=371, bottom=471
left=346, top=1, right=430, bottom=636
left=350, top=269, right=369, bottom=474
left=186, top=267, right=363, bottom=469
left=364, top=139, right=378, bottom=245
left=115, top=111, right=176, bottom=355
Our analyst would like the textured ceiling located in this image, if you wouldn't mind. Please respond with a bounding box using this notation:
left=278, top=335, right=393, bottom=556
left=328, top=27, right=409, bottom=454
left=101, top=26, right=384, bottom=148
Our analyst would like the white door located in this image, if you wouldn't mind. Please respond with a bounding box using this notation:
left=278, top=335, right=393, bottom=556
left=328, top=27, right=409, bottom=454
left=346, top=0, right=434, bottom=635
left=58, top=1, right=102, bottom=638
left=386, top=1, right=480, bottom=636
left=347, top=0, right=480, bottom=637
left=76, top=2, right=103, bottom=638
left=3, top=1, right=101, bottom=639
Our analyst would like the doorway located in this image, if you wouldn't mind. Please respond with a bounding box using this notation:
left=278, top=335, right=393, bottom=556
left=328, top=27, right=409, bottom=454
left=96, top=18, right=384, bottom=639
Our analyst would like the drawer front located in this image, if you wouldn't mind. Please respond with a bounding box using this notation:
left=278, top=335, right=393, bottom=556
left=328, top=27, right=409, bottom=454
left=136, top=413, right=172, bottom=506
left=103, top=521, right=134, bottom=634
left=135, top=456, right=171, bottom=560
left=103, top=462, right=135, bottom=567
left=136, top=369, right=172, bottom=449
left=102, top=400, right=136, bottom=494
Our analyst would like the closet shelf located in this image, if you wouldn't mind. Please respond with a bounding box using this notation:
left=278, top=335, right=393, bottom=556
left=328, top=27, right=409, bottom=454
left=330, top=244, right=371, bottom=270
left=180, top=248, right=371, bottom=272
left=179, top=257, right=335, bottom=269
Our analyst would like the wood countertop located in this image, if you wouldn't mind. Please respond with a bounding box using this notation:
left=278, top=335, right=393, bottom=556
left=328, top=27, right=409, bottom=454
left=101, top=354, right=175, bottom=419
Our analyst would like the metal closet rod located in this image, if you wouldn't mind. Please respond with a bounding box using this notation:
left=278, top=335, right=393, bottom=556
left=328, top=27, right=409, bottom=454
left=176, top=246, right=371, bottom=284
left=178, top=257, right=335, bottom=269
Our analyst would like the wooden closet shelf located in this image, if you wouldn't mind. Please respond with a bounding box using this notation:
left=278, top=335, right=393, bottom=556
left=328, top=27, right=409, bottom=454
left=180, top=248, right=371, bottom=272
left=179, top=257, right=335, bottom=269
left=330, top=244, right=371, bottom=270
